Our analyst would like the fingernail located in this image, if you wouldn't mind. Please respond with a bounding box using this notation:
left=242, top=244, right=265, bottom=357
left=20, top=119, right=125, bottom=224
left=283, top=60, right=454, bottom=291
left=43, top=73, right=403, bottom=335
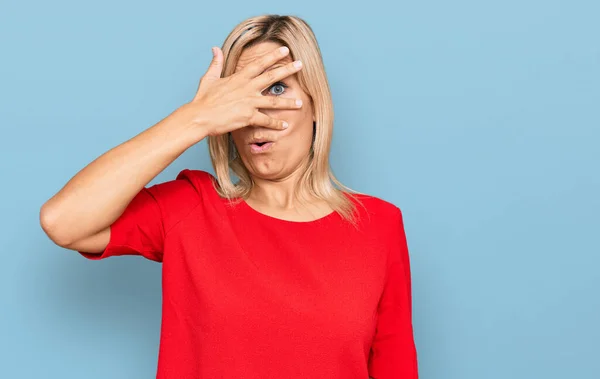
left=295, top=99, right=303, bottom=107
left=293, top=60, right=302, bottom=68
left=282, top=121, right=289, bottom=128
left=280, top=46, right=289, bottom=55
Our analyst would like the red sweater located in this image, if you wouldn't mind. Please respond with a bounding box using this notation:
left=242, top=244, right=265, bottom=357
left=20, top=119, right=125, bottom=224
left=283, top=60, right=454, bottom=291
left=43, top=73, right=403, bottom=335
left=79, top=169, right=418, bottom=378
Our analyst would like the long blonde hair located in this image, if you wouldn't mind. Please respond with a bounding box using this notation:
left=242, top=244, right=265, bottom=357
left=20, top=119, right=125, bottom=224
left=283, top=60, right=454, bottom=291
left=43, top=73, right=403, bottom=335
left=208, top=14, right=359, bottom=221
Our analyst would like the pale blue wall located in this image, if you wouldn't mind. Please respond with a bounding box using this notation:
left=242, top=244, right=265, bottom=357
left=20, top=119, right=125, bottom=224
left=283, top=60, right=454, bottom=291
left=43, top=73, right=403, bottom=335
left=1, top=1, right=598, bottom=378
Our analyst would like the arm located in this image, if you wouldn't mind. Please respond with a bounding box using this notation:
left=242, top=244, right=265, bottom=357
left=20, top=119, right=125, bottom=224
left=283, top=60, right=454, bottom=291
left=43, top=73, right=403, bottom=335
left=368, top=206, right=418, bottom=378
left=39, top=104, right=206, bottom=252
left=39, top=45, right=300, bottom=253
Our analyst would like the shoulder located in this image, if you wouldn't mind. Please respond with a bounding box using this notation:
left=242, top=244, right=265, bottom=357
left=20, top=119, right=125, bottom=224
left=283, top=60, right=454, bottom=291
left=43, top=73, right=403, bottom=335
left=348, top=194, right=410, bottom=263
left=174, top=169, right=219, bottom=194
left=145, top=169, right=216, bottom=201
left=346, top=192, right=406, bottom=236
left=144, top=169, right=219, bottom=231
left=348, top=192, right=403, bottom=221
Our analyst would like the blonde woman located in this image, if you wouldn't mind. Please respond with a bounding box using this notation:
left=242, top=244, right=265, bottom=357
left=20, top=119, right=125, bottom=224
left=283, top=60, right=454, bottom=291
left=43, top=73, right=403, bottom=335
left=40, top=14, right=418, bottom=379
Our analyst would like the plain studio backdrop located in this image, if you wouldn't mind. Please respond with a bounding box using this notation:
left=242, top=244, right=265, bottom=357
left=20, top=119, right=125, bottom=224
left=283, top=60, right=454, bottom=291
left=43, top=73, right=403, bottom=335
left=0, top=1, right=598, bottom=378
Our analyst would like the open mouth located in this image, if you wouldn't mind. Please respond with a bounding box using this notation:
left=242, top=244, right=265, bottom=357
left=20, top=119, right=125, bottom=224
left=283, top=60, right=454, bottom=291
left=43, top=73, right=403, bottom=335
left=249, top=140, right=274, bottom=153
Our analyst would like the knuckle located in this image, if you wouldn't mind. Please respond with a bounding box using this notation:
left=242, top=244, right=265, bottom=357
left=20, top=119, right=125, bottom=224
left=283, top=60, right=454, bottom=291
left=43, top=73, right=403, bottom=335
left=270, top=96, right=278, bottom=107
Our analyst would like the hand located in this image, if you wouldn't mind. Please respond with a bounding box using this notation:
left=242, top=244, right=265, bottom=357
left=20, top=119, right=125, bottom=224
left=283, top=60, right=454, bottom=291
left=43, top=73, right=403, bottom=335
left=187, top=45, right=304, bottom=137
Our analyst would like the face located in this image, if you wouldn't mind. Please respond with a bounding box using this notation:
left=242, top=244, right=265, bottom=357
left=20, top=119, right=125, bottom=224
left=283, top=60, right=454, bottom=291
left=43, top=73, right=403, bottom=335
left=230, top=41, right=315, bottom=181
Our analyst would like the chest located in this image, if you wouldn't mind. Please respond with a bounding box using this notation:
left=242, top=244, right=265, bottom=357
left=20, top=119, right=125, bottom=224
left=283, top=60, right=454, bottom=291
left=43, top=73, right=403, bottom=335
left=162, top=211, right=389, bottom=345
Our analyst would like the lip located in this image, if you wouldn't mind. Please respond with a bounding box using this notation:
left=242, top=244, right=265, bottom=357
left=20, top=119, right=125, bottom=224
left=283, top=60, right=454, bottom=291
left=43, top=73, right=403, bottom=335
left=249, top=141, right=274, bottom=154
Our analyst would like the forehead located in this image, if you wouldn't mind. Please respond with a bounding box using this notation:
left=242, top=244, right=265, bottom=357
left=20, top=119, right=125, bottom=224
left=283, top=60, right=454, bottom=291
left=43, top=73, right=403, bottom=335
left=234, top=41, right=293, bottom=73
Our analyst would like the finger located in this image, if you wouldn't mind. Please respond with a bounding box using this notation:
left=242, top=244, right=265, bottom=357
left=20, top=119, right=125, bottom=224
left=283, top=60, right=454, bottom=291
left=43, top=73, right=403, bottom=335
left=253, top=60, right=303, bottom=92
left=248, top=110, right=289, bottom=130
left=240, top=45, right=291, bottom=79
left=250, top=96, right=303, bottom=110
left=203, top=46, right=223, bottom=82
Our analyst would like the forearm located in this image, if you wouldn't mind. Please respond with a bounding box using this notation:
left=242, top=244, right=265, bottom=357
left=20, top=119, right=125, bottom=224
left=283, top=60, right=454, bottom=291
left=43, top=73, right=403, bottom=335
left=40, top=103, right=206, bottom=246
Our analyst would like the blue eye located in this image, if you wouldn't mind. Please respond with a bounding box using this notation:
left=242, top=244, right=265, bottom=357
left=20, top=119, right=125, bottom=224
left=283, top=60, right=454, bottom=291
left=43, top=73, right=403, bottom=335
left=266, top=81, right=288, bottom=96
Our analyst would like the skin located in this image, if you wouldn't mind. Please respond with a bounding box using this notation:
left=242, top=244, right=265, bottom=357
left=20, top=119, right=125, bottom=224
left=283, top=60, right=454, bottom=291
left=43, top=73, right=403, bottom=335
left=231, top=41, right=333, bottom=221
left=40, top=41, right=378, bottom=376
left=40, top=43, right=332, bottom=253
left=40, top=44, right=305, bottom=251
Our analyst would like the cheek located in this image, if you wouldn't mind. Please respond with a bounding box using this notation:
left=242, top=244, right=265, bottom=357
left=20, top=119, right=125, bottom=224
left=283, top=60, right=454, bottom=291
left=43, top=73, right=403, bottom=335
left=285, top=120, right=314, bottom=149
left=230, top=130, right=246, bottom=148
left=284, top=100, right=312, bottom=129
left=281, top=109, right=313, bottom=144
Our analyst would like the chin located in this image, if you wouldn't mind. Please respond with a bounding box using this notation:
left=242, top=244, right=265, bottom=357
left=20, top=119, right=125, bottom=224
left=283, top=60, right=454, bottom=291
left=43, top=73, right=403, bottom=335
left=242, top=156, right=289, bottom=180
left=250, top=163, right=285, bottom=180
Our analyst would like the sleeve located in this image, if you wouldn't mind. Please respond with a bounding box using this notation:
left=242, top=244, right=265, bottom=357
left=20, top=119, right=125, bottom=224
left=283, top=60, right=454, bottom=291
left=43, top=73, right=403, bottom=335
left=78, top=171, right=202, bottom=262
left=368, top=206, right=419, bottom=378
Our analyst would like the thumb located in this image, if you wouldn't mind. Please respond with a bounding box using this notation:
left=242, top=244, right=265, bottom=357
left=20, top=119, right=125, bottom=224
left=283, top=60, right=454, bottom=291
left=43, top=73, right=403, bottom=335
left=203, top=46, right=223, bottom=82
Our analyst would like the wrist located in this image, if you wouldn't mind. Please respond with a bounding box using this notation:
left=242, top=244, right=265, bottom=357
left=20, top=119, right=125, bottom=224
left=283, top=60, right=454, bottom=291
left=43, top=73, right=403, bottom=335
left=175, top=102, right=210, bottom=143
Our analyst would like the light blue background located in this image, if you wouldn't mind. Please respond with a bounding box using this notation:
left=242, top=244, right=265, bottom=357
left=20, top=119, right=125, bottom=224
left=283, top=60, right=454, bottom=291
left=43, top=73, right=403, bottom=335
left=1, top=1, right=598, bottom=378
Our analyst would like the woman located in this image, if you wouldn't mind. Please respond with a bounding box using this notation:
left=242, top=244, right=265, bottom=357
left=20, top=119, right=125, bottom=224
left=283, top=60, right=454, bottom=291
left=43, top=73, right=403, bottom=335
left=40, top=14, right=418, bottom=379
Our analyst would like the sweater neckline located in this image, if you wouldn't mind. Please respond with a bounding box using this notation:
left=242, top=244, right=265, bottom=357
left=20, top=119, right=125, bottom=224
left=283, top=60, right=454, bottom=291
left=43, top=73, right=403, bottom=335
left=237, top=198, right=340, bottom=226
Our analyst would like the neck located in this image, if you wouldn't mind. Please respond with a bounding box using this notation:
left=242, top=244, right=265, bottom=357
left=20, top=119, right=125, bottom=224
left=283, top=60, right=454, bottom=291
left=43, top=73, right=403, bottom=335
left=248, top=161, right=310, bottom=210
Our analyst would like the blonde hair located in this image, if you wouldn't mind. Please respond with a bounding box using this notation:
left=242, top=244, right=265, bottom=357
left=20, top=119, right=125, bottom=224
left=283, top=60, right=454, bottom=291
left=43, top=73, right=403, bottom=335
left=208, top=14, right=359, bottom=221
